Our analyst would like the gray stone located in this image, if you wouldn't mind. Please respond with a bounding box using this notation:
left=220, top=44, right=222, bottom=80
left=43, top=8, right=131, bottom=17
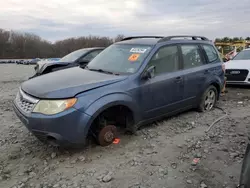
left=53, top=184, right=60, bottom=188
left=51, top=152, right=57, bottom=159
left=200, top=182, right=208, bottom=188
left=102, top=175, right=112, bottom=182
left=86, top=185, right=94, bottom=188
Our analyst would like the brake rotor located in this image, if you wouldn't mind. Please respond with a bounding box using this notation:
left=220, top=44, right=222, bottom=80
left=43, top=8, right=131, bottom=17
left=98, top=125, right=118, bottom=146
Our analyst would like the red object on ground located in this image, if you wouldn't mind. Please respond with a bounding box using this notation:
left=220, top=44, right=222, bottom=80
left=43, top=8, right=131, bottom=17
left=193, top=158, right=200, bottom=164
left=113, top=138, right=120, bottom=144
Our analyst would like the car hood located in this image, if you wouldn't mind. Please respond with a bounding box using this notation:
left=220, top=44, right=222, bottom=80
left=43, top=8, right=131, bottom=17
left=37, top=61, right=72, bottom=73
left=21, top=67, right=128, bottom=99
left=225, top=60, right=250, bottom=69
left=38, top=60, right=71, bottom=67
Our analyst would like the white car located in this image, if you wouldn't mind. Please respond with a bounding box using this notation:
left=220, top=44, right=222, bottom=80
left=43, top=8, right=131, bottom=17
left=225, top=48, right=250, bottom=85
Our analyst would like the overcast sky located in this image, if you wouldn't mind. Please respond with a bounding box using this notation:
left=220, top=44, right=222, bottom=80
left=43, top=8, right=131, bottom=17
left=0, top=0, right=250, bottom=42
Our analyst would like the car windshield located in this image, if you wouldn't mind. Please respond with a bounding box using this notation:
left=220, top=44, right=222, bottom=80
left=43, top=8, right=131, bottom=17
left=86, top=44, right=152, bottom=74
left=59, top=49, right=89, bottom=62
left=232, top=50, right=250, bottom=60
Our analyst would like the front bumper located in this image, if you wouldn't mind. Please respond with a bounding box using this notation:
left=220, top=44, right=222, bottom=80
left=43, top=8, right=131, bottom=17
left=226, top=81, right=250, bottom=86
left=13, top=101, right=92, bottom=146
left=225, top=69, right=250, bottom=85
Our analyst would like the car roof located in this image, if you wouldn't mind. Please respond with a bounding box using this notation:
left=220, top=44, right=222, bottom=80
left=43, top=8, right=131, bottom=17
left=116, top=38, right=161, bottom=45
left=115, top=35, right=212, bottom=46
left=80, top=47, right=105, bottom=51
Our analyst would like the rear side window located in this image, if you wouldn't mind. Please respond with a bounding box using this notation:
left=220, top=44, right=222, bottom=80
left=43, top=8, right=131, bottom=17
left=180, top=45, right=204, bottom=69
left=202, top=44, right=219, bottom=63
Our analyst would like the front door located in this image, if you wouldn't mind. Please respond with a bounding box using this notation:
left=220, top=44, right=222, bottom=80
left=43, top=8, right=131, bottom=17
left=139, top=45, right=184, bottom=120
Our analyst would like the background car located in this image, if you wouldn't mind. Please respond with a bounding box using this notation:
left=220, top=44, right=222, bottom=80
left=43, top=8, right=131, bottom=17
left=29, top=47, right=104, bottom=79
left=225, top=48, right=250, bottom=85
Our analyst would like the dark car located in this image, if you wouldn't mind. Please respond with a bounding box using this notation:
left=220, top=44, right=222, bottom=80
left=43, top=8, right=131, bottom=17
left=238, top=138, right=250, bottom=188
left=30, top=47, right=104, bottom=79
left=13, top=35, right=225, bottom=147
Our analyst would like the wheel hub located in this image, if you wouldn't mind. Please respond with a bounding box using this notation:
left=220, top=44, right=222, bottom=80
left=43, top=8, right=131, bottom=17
left=98, top=125, right=118, bottom=146
left=204, top=90, right=216, bottom=110
left=104, top=131, right=114, bottom=142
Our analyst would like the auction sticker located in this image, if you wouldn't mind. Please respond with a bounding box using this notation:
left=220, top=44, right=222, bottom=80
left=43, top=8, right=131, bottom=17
left=130, top=48, right=147, bottom=53
left=128, top=54, right=140, bottom=61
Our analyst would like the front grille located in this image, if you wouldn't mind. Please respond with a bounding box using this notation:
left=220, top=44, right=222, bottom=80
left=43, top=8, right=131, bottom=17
left=225, top=69, right=249, bottom=81
left=15, top=89, right=39, bottom=113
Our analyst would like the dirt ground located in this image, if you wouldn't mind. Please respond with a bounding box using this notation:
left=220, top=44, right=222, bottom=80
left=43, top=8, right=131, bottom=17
left=0, top=64, right=250, bottom=188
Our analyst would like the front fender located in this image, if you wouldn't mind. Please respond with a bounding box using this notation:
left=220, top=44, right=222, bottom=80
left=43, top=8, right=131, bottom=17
left=80, top=93, right=141, bottom=132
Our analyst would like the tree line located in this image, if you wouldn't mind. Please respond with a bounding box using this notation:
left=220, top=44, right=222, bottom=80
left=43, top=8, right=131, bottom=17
left=0, top=29, right=125, bottom=59
left=215, top=37, right=250, bottom=43
left=1, top=28, right=250, bottom=59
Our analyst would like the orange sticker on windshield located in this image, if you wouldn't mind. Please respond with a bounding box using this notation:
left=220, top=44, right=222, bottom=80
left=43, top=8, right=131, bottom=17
left=128, top=54, right=140, bottom=61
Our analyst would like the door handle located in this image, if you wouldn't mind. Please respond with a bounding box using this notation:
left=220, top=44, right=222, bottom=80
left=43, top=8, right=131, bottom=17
left=204, top=70, right=209, bottom=74
left=175, top=76, right=182, bottom=83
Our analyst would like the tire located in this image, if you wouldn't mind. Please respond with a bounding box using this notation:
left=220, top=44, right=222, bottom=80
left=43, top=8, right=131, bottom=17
left=198, top=85, right=218, bottom=112
left=239, top=144, right=250, bottom=188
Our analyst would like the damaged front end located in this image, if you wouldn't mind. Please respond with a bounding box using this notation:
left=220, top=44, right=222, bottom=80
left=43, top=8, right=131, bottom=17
left=28, top=64, right=40, bottom=79
left=29, top=62, right=47, bottom=79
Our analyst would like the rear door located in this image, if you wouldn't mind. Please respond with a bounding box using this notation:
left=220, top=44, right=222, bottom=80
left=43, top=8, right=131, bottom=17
left=179, top=44, right=207, bottom=106
left=200, top=44, right=224, bottom=85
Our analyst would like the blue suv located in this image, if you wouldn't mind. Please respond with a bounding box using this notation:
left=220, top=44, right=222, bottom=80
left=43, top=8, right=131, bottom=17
left=13, top=35, right=225, bottom=147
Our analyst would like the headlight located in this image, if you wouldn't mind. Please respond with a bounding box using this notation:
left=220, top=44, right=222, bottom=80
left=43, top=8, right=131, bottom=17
left=33, top=98, right=77, bottom=115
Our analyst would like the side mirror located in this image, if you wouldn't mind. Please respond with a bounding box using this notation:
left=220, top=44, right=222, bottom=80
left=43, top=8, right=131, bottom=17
left=142, top=66, right=155, bottom=80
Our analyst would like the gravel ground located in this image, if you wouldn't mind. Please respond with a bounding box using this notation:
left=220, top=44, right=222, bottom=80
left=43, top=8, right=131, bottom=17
left=0, top=64, right=250, bottom=188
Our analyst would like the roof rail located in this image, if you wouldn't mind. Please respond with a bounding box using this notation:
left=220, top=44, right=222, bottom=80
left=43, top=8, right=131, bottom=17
left=121, top=36, right=164, bottom=41
left=157, top=35, right=209, bottom=43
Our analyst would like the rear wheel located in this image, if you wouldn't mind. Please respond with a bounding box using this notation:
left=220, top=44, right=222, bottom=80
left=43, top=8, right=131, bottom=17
left=198, top=85, right=217, bottom=112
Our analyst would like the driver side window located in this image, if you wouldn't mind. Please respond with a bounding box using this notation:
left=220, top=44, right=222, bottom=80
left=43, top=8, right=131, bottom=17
left=147, top=45, right=179, bottom=75
left=80, top=50, right=102, bottom=62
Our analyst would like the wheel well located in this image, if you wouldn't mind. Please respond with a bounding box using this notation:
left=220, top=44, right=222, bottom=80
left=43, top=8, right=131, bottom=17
left=211, top=82, right=220, bottom=100
left=89, top=105, right=135, bottom=135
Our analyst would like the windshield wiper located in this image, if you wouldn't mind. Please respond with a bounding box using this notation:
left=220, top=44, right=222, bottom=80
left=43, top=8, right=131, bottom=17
left=89, top=68, right=114, bottom=75
left=85, top=66, right=119, bottom=75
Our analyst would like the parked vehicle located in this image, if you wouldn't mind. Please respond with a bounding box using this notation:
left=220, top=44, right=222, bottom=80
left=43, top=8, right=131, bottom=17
left=238, top=138, right=250, bottom=188
left=25, top=58, right=41, bottom=65
left=225, top=48, right=250, bottom=85
left=47, top=58, right=61, bottom=62
left=29, top=47, right=104, bottom=79
left=13, top=35, right=225, bottom=147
